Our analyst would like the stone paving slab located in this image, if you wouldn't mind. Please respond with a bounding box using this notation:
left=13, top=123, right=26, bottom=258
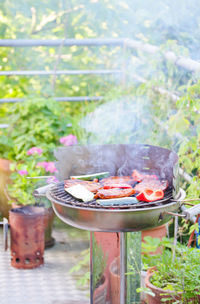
left=0, top=227, right=90, bottom=304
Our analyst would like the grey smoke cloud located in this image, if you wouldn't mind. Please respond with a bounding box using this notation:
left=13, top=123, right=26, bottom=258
left=80, top=96, right=155, bottom=145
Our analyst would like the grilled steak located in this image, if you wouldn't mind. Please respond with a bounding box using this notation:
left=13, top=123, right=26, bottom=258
left=134, top=178, right=168, bottom=192
left=94, top=188, right=135, bottom=199
left=101, top=176, right=133, bottom=183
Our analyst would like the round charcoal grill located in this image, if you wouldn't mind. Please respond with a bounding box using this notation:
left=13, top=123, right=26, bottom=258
left=46, top=183, right=183, bottom=232
left=45, top=144, right=182, bottom=232
left=36, top=144, right=200, bottom=304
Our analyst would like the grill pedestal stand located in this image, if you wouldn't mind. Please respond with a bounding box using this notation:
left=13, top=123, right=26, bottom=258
left=90, top=232, right=141, bottom=304
left=92, top=231, right=141, bottom=304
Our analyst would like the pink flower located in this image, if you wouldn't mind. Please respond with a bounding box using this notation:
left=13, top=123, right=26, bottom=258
left=46, top=176, right=59, bottom=184
left=45, top=162, right=58, bottom=173
left=59, top=134, right=78, bottom=146
left=18, top=170, right=28, bottom=176
left=36, top=161, right=58, bottom=173
left=27, top=147, right=43, bottom=155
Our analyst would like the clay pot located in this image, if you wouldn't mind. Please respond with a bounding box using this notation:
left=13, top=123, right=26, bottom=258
left=9, top=205, right=47, bottom=269
left=44, top=206, right=55, bottom=248
left=93, top=275, right=108, bottom=304
left=109, top=256, right=120, bottom=304
left=142, top=224, right=167, bottom=254
left=145, top=268, right=181, bottom=304
left=0, top=158, right=11, bottom=218
left=144, top=268, right=200, bottom=304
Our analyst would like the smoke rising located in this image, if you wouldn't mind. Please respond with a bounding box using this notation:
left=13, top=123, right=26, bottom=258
left=80, top=94, right=168, bottom=146
left=2, top=0, right=199, bottom=148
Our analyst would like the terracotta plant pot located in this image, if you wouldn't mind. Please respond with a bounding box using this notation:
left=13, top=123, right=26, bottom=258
left=144, top=267, right=200, bottom=304
left=9, top=205, right=47, bottom=269
left=93, top=275, right=108, bottom=304
left=0, top=158, right=11, bottom=218
left=44, top=206, right=55, bottom=248
left=142, top=224, right=167, bottom=254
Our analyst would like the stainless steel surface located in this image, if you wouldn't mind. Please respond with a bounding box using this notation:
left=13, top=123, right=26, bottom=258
left=54, top=144, right=179, bottom=194
left=47, top=188, right=185, bottom=232
left=120, top=233, right=126, bottom=304
left=126, top=232, right=141, bottom=303
left=90, top=231, right=141, bottom=304
left=91, top=232, right=120, bottom=304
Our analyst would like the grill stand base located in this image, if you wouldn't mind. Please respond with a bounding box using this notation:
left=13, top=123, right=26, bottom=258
left=90, top=231, right=141, bottom=304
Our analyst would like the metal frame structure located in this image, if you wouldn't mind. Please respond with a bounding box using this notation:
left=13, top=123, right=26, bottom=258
left=0, top=38, right=126, bottom=104
left=0, top=38, right=199, bottom=103
left=0, top=37, right=199, bottom=128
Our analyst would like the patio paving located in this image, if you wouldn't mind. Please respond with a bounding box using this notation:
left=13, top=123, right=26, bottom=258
left=0, top=225, right=90, bottom=304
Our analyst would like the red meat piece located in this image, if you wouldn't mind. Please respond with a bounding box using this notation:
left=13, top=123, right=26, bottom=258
left=94, top=188, right=135, bottom=199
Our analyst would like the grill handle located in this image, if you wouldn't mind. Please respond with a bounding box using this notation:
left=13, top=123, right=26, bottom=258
left=165, top=204, right=200, bottom=223
left=182, top=204, right=200, bottom=221
left=33, top=183, right=54, bottom=198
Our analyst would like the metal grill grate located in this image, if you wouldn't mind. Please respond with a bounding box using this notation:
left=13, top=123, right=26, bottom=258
left=49, top=182, right=173, bottom=210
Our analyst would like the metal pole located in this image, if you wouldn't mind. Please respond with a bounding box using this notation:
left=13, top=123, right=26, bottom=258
left=126, top=232, right=141, bottom=304
left=90, top=232, right=94, bottom=304
left=0, top=69, right=121, bottom=76
left=0, top=96, right=103, bottom=104
left=90, top=231, right=141, bottom=304
left=120, top=232, right=126, bottom=304
left=0, top=38, right=124, bottom=47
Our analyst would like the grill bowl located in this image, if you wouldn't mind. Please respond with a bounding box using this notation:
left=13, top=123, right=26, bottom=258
left=46, top=186, right=185, bottom=232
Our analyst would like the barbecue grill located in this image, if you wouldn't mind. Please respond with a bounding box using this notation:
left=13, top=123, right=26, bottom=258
left=35, top=144, right=200, bottom=304
left=47, top=182, right=181, bottom=232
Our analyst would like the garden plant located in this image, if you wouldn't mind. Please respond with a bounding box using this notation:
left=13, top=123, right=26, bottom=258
left=142, top=236, right=200, bottom=303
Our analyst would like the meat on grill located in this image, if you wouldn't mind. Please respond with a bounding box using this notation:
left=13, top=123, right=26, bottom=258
left=94, top=188, right=135, bottom=199
left=134, top=178, right=168, bottom=192
left=64, top=171, right=168, bottom=202
left=103, top=183, right=132, bottom=189
left=100, top=176, right=134, bottom=185
left=64, top=179, right=101, bottom=193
